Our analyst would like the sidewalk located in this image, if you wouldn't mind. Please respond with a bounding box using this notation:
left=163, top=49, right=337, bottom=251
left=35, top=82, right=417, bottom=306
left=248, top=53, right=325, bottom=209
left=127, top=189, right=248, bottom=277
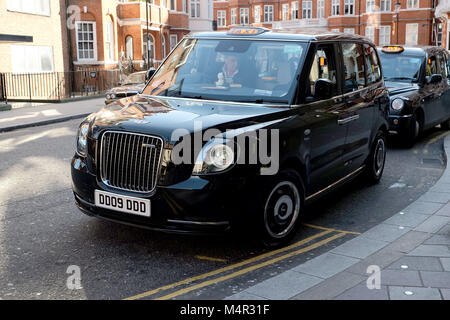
left=226, top=137, right=450, bottom=300
left=0, top=98, right=105, bottom=133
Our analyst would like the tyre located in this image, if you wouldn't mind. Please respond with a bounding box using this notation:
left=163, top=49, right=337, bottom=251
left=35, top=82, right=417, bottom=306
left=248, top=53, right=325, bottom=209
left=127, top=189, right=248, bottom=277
left=441, top=118, right=450, bottom=130
left=256, top=169, right=304, bottom=248
left=364, top=130, right=387, bottom=184
left=401, top=114, right=420, bottom=147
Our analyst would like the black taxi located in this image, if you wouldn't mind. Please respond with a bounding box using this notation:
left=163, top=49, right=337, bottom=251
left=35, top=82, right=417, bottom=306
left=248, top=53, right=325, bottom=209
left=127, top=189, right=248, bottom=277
left=378, top=45, right=450, bottom=145
left=71, top=27, right=389, bottom=246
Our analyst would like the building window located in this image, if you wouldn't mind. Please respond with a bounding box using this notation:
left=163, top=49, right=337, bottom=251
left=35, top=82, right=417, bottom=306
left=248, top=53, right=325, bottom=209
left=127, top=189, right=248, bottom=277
left=11, top=45, right=54, bottom=73
left=170, top=0, right=176, bottom=10
left=6, top=0, right=50, bottom=16
left=217, top=10, right=226, bottom=27
left=344, top=0, right=354, bottom=15
left=379, top=26, right=391, bottom=46
left=406, top=23, right=418, bottom=45
left=143, top=33, right=155, bottom=61
left=302, top=1, right=312, bottom=19
left=365, top=26, right=375, bottom=43
left=380, top=0, right=391, bottom=11
left=291, top=2, right=299, bottom=20
left=240, top=8, right=249, bottom=25
left=332, top=0, right=340, bottom=16
left=255, top=6, right=261, bottom=23
left=231, top=8, right=237, bottom=25
left=105, top=19, right=115, bottom=62
left=182, top=0, right=186, bottom=13
left=76, top=21, right=97, bottom=61
left=331, top=28, right=340, bottom=32
left=282, top=4, right=289, bottom=21
left=317, top=0, right=324, bottom=18
left=125, top=36, right=133, bottom=60
left=264, top=5, right=273, bottom=22
left=170, top=34, right=178, bottom=51
left=366, top=0, right=376, bottom=13
left=161, top=0, right=166, bottom=8
left=435, top=23, right=443, bottom=46
left=407, top=0, right=419, bottom=9
left=162, top=35, right=167, bottom=58
left=344, top=28, right=355, bottom=34
left=191, top=0, right=200, bottom=18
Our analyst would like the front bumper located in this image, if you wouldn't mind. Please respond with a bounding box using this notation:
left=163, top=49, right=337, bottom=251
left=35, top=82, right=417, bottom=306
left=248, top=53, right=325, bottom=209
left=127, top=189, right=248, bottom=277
left=71, top=155, right=253, bottom=235
left=388, top=114, right=413, bottom=135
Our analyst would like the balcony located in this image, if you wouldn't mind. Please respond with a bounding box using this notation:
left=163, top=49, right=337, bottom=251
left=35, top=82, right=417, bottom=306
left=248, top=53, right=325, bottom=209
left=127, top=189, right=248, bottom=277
left=272, top=18, right=328, bottom=30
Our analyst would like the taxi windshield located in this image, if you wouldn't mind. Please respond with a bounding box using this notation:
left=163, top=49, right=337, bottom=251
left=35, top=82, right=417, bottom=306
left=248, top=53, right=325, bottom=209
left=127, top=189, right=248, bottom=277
left=379, top=53, right=423, bottom=82
left=141, top=38, right=307, bottom=104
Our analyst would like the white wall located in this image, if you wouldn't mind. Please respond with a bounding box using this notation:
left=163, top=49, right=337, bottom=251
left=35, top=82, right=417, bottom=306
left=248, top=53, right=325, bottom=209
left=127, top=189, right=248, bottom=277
left=189, top=0, right=213, bottom=33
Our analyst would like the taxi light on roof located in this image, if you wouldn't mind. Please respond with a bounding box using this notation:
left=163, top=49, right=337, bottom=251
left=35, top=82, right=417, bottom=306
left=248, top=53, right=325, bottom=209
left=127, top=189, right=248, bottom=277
left=382, top=46, right=404, bottom=53
left=227, top=27, right=266, bottom=35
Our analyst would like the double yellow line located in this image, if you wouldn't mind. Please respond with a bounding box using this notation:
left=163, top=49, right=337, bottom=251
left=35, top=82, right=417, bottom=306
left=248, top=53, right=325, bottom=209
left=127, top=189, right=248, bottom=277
left=124, top=227, right=351, bottom=300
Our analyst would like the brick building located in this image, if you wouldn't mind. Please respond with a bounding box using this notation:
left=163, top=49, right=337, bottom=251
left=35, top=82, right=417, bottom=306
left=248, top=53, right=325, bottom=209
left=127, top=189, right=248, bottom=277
left=69, top=0, right=191, bottom=72
left=213, top=0, right=443, bottom=47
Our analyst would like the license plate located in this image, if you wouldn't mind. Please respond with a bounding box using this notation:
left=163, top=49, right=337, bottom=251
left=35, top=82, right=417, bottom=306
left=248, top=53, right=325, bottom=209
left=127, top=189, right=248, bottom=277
left=94, top=190, right=151, bottom=217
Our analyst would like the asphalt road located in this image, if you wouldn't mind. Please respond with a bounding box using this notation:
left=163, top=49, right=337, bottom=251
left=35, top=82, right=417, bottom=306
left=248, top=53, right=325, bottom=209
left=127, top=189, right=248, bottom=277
left=0, top=119, right=447, bottom=300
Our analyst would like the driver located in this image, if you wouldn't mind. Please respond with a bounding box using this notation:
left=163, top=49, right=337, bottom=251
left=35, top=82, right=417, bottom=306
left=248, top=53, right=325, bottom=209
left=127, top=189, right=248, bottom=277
left=216, top=53, right=245, bottom=86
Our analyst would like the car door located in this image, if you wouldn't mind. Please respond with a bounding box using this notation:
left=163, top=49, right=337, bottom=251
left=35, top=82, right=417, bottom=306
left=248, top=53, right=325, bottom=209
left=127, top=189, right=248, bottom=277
left=436, top=52, right=450, bottom=123
left=302, top=43, right=349, bottom=194
left=339, top=42, right=377, bottom=174
left=422, top=54, right=444, bottom=127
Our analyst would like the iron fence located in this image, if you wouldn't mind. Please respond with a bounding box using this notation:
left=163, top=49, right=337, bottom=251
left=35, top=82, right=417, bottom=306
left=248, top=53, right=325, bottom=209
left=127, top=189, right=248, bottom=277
left=0, top=69, right=122, bottom=102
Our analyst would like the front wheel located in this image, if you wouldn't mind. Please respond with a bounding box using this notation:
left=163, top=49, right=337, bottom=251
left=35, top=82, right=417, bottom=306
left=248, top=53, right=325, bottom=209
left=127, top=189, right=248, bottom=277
left=364, top=130, right=387, bottom=184
left=256, top=169, right=304, bottom=248
left=441, top=118, right=450, bottom=130
left=401, top=114, right=420, bottom=147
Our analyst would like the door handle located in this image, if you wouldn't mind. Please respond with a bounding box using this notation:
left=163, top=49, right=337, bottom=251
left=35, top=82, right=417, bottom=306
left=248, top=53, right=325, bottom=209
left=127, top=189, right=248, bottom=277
left=338, top=114, right=359, bottom=125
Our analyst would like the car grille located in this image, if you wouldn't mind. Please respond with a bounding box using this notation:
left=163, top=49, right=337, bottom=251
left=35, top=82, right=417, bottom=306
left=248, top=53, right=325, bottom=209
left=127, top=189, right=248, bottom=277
left=99, top=131, right=163, bottom=193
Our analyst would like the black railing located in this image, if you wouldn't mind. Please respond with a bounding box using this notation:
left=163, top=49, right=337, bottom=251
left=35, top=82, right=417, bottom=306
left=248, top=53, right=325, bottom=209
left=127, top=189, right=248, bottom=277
left=0, top=73, right=6, bottom=102
left=1, top=69, right=121, bottom=102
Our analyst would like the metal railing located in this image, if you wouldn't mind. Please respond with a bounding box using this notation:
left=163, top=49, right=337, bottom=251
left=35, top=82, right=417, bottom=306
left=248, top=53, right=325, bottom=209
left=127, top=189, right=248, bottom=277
left=0, top=69, right=122, bottom=102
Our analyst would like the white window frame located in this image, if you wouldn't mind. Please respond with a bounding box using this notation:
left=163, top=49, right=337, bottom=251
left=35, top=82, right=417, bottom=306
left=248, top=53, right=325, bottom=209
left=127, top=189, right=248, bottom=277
left=379, top=26, right=391, bottom=46
left=231, top=8, right=237, bottom=25
left=344, top=0, right=354, bottom=15
left=343, top=28, right=355, bottom=34
left=291, top=2, right=299, bottom=20
left=217, top=10, right=226, bottom=27
left=406, top=23, right=419, bottom=45
left=169, top=0, right=176, bottom=11
left=407, top=0, right=419, bottom=9
left=264, top=5, right=273, bottom=23
left=302, top=1, right=312, bottom=19
left=365, top=26, right=375, bottom=43
left=10, top=45, right=54, bottom=73
left=255, top=6, right=261, bottom=23
left=240, top=8, right=249, bottom=25
left=170, top=34, right=178, bottom=51
left=317, top=0, right=325, bottom=18
left=75, top=21, right=98, bottom=62
left=125, top=35, right=133, bottom=60
left=332, top=0, right=340, bottom=16
left=282, top=4, right=289, bottom=21
left=366, top=0, right=376, bottom=13
left=190, top=0, right=200, bottom=18
left=182, top=0, right=187, bottom=13
left=380, top=0, right=391, bottom=12
left=105, top=20, right=115, bottom=62
left=6, top=0, right=50, bottom=16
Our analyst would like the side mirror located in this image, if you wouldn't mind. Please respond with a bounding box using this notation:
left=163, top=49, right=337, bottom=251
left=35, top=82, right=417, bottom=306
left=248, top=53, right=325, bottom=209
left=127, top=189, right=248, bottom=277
left=118, top=81, right=123, bottom=86
left=146, top=68, right=156, bottom=81
left=314, top=78, right=334, bottom=100
left=427, top=73, right=443, bottom=84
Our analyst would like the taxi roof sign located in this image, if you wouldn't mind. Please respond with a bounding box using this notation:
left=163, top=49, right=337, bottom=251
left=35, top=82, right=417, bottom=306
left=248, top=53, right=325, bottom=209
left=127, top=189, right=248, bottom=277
left=382, top=46, right=404, bottom=53
left=227, top=27, right=267, bottom=36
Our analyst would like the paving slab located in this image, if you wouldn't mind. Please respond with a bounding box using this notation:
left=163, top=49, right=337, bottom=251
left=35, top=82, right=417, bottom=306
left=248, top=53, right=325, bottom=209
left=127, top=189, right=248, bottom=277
left=435, top=202, right=450, bottom=217
left=290, top=253, right=360, bottom=279
left=420, top=271, right=450, bottom=288
left=379, top=269, right=422, bottom=287
left=361, top=223, right=411, bottom=242
left=224, top=291, right=267, bottom=300
left=440, top=258, right=450, bottom=271
left=403, top=201, right=444, bottom=215
left=388, top=286, right=442, bottom=300
left=387, top=256, right=444, bottom=271
left=423, top=234, right=450, bottom=245
left=407, top=245, right=450, bottom=257
left=414, top=215, right=450, bottom=233
left=417, top=192, right=450, bottom=204
left=334, top=284, right=389, bottom=300
left=441, top=289, right=450, bottom=300
left=384, top=212, right=430, bottom=228
left=330, top=237, right=388, bottom=259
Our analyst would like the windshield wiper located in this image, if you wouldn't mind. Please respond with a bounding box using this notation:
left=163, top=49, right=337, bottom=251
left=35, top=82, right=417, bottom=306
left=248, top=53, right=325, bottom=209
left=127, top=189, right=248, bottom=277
left=251, top=99, right=288, bottom=104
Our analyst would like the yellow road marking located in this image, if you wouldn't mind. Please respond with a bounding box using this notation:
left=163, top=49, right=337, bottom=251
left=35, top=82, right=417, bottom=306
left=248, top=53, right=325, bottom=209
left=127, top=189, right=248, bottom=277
left=195, top=255, right=227, bottom=263
left=302, top=223, right=361, bottom=235
left=425, top=131, right=450, bottom=148
left=156, top=233, right=345, bottom=300
left=123, top=229, right=332, bottom=300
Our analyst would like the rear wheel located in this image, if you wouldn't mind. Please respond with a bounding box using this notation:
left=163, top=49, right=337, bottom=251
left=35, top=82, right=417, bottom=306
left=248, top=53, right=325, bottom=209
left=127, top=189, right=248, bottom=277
left=256, top=169, right=304, bottom=248
left=401, top=114, right=420, bottom=147
left=364, top=130, right=386, bottom=184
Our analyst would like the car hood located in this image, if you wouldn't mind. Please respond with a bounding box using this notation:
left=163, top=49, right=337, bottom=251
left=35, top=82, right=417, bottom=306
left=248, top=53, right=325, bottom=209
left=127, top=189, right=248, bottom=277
left=90, top=94, right=292, bottom=142
left=385, top=81, right=418, bottom=96
left=108, top=83, right=145, bottom=94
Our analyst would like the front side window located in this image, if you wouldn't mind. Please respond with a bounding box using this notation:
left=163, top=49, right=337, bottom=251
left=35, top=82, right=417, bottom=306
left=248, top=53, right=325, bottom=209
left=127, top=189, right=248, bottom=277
left=264, top=5, right=273, bottom=22
left=142, top=38, right=307, bottom=104
left=76, top=21, right=96, bottom=61
left=307, top=44, right=338, bottom=99
left=240, top=8, right=249, bottom=25
left=365, top=44, right=382, bottom=84
left=332, top=0, right=340, bottom=16
left=302, top=1, right=312, bottom=19
left=342, top=42, right=366, bottom=92
left=344, top=0, right=354, bottom=15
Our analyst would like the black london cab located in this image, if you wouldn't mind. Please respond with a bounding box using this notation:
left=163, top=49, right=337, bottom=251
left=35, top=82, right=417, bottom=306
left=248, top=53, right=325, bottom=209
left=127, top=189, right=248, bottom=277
left=71, top=27, right=389, bottom=246
left=378, top=45, right=450, bottom=146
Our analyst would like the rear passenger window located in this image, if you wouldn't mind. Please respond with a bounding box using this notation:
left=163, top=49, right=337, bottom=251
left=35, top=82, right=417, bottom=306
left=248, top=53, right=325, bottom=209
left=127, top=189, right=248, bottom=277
left=364, top=44, right=382, bottom=84
left=426, top=56, right=438, bottom=76
left=307, top=44, right=338, bottom=98
left=342, top=42, right=365, bottom=93
left=437, top=53, right=448, bottom=78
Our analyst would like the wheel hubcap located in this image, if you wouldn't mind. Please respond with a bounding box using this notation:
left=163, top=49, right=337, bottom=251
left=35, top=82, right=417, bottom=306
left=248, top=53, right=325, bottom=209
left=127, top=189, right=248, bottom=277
left=264, top=181, right=300, bottom=239
left=374, top=138, right=386, bottom=177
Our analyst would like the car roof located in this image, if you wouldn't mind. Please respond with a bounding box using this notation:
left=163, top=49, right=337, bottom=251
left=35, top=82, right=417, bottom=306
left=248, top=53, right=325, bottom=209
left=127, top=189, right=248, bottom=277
left=191, top=28, right=373, bottom=43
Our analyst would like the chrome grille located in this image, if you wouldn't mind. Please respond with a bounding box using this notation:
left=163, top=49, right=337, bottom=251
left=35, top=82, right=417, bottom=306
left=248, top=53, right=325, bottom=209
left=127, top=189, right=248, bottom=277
left=99, top=131, right=163, bottom=193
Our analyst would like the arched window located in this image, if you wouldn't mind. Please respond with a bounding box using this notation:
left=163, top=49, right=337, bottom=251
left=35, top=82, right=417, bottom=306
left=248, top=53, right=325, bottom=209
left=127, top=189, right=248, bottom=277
left=125, top=36, right=133, bottom=60
left=143, top=33, right=154, bottom=61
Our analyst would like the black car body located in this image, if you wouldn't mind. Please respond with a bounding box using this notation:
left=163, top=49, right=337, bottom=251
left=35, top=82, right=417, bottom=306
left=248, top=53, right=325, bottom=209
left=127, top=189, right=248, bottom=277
left=378, top=46, right=450, bottom=144
left=72, top=28, right=389, bottom=246
left=105, top=71, right=147, bottom=104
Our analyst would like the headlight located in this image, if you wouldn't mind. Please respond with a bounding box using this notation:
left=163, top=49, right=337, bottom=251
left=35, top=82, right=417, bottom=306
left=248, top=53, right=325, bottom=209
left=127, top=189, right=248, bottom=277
left=106, top=93, right=111, bottom=99
left=192, top=139, right=236, bottom=174
left=391, top=98, right=404, bottom=111
left=76, top=122, right=89, bottom=156
left=110, top=93, right=116, bottom=99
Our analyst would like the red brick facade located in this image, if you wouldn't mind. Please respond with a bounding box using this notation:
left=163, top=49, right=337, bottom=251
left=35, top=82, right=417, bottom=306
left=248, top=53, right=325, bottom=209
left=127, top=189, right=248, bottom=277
left=213, top=0, right=443, bottom=47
